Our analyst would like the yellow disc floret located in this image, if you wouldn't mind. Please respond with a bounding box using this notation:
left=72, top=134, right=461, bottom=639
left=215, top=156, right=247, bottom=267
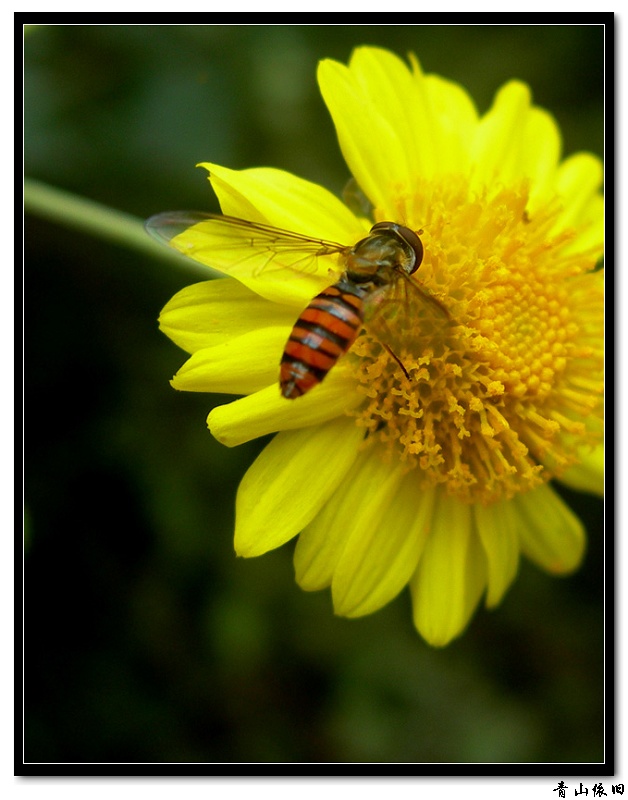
left=351, top=178, right=604, bottom=505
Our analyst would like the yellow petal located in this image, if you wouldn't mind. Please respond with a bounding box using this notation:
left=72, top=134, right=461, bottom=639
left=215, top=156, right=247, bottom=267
left=351, top=48, right=440, bottom=177
left=235, top=417, right=364, bottom=558
left=554, top=152, right=604, bottom=255
left=171, top=326, right=288, bottom=395
left=207, top=368, right=361, bottom=447
left=410, top=493, right=487, bottom=647
left=170, top=217, right=330, bottom=307
left=159, top=278, right=296, bottom=355
left=523, top=107, right=562, bottom=213
left=471, top=81, right=532, bottom=189
left=318, top=48, right=420, bottom=216
left=514, top=483, right=586, bottom=574
left=332, top=469, right=436, bottom=617
left=293, top=451, right=389, bottom=592
left=203, top=162, right=364, bottom=245
left=474, top=500, right=520, bottom=608
left=421, top=71, right=479, bottom=174
left=168, top=163, right=367, bottom=307
left=567, top=193, right=604, bottom=255
left=556, top=152, right=604, bottom=227
left=559, top=443, right=604, bottom=496
left=293, top=481, right=350, bottom=592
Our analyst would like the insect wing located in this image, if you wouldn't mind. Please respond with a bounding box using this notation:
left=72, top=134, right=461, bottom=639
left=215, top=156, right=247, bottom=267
left=146, top=211, right=350, bottom=283
left=362, top=269, right=451, bottom=370
left=145, top=210, right=204, bottom=247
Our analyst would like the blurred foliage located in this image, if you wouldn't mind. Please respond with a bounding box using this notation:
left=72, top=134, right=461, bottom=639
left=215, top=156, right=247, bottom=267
left=24, top=24, right=605, bottom=765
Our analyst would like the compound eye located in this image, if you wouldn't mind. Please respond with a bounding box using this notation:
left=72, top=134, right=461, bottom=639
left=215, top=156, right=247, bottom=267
left=395, top=225, right=423, bottom=273
left=369, top=221, right=424, bottom=273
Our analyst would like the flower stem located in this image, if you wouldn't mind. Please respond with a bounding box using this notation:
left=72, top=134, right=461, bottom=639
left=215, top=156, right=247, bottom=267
left=24, top=178, right=208, bottom=275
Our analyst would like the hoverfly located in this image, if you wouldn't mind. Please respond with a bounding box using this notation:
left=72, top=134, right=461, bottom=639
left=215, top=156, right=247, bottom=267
left=147, top=212, right=450, bottom=399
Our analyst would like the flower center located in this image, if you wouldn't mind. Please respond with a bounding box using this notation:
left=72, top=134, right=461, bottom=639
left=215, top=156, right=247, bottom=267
left=349, top=179, right=604, bottom=505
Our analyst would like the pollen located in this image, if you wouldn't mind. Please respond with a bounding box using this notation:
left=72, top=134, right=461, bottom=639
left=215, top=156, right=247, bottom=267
left=350, top=179, right=604, bottom=505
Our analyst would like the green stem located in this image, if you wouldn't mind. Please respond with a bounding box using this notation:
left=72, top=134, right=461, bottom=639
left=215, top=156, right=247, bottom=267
left=24, top=178, right=209, bottom=275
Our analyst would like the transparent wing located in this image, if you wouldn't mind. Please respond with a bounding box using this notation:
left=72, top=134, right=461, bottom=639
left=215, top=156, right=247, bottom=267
left=365, top=271, right=451, bottom=326
left=145, top=211, right=351, bottom=280
left=362, top=271, right=453, bottom=377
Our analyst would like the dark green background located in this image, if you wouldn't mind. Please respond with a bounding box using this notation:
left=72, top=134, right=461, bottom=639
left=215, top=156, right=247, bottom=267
left=24, top=24, right=606, bottom=765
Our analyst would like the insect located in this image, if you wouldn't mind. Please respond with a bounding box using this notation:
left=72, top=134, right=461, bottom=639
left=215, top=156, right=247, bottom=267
left=147, top=212, right=449, bottom=399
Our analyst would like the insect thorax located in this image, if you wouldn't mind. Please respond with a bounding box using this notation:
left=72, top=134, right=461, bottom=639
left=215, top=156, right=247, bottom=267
left=345, top=231, right=416, bottom=285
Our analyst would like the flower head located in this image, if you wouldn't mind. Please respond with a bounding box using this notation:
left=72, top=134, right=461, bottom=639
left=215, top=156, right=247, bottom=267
left=158, top=47, right=603, bottom=646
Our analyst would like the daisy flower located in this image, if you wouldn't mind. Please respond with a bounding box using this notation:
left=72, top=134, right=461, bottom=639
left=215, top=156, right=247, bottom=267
left=157, top=47, right=603, bottom=647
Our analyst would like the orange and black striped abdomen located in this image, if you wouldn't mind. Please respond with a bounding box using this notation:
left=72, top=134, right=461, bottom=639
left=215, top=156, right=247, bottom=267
left=280, top=281, right=365, bottom=399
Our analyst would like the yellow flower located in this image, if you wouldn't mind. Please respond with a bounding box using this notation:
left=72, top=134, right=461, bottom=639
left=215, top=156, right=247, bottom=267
left=158, top=47, right=603, bottom=647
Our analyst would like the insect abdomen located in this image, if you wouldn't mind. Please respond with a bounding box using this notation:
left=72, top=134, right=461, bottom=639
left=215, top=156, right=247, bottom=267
left=280, top=282, right=365, bottom=399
